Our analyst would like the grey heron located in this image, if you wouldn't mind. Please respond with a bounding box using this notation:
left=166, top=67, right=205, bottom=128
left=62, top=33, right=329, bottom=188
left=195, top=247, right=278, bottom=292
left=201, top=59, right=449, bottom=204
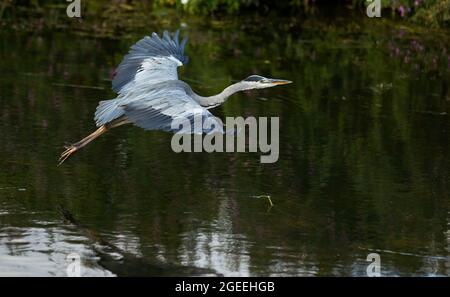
left=59, top=30, right=292, bottom=164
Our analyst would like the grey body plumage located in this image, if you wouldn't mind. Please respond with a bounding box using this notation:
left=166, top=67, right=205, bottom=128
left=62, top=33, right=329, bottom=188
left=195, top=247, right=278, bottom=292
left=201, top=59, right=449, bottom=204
left=59, top=30, right=291, bottom=164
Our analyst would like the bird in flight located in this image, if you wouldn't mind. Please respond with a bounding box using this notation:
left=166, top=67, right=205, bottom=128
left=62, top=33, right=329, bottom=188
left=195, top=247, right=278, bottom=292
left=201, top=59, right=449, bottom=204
left=59, top=30, right=292, bottom=165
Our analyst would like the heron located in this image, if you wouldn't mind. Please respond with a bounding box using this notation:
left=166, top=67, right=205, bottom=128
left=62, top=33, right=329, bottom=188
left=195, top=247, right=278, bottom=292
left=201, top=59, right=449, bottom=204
left=59, top=30, right=292, bottom=165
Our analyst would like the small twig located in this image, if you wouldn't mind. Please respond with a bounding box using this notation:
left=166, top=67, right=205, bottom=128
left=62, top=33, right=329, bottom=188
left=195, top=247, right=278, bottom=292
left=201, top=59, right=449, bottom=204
left=252, top=195, right=274, bottom=209
left=415, top=110, right=447, bottom=116
left=52, top=83, right=105, bottom=90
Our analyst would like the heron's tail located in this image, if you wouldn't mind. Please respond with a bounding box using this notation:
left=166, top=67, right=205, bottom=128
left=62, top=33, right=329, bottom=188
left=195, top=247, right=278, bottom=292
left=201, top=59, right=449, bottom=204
left=94, top=99, right=124, bottom=127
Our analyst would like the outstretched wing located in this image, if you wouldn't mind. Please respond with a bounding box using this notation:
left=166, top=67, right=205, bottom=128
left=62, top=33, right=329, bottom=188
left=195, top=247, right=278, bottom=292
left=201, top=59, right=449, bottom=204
left=112, top=30, right=188, bottom=94
left=119, top=84, right=223, bottom=134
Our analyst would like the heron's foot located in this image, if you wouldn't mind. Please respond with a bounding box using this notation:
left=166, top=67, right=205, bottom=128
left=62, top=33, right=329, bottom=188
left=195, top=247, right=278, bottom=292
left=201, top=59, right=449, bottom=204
left=58, top=144, right=79, bottom=166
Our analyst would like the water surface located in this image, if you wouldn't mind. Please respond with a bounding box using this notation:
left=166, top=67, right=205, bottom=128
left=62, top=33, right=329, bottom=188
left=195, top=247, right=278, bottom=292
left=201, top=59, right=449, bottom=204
left=0, top=19, right=449, bottom=276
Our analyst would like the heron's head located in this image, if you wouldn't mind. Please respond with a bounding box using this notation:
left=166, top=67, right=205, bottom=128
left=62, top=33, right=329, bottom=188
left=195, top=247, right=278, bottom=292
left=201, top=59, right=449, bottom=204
left=241, top=75, right=292, bottom=89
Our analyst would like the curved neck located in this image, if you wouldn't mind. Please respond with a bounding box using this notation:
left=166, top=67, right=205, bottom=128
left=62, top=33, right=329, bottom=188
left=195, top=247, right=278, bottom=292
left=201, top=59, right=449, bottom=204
left=188, top=82, right=249, bottom=108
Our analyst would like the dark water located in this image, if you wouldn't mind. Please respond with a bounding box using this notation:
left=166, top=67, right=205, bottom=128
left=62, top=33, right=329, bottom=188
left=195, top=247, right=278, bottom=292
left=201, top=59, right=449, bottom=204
left=0, top=19, right=449, bottom=276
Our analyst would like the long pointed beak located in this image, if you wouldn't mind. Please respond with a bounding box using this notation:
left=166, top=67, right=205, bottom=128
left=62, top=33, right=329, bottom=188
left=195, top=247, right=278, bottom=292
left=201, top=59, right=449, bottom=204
left=268, top=79, right=293, bottom=85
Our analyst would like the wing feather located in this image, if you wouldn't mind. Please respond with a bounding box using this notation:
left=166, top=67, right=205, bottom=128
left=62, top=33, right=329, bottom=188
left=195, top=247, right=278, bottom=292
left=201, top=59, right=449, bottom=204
left=112, top=30, right=188, bottom=94
left=95, top=30, right=190, bottom=127
left=120, top=85, right=223, bottom=134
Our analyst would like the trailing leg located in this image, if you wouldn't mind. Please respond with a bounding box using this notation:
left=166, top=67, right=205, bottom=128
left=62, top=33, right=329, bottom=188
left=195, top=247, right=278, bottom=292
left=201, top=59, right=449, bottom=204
left=58, top=117, right=130, bottom=165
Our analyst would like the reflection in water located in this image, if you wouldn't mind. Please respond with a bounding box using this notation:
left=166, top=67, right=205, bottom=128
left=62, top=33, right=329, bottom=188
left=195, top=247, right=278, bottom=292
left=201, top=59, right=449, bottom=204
left=447, top=212, right=450, bottom=275
left=178, top=195, right=252, bottom=276
left=0, top=18, right=449, bottom=276
left=0, top=220, right=113, bottom=276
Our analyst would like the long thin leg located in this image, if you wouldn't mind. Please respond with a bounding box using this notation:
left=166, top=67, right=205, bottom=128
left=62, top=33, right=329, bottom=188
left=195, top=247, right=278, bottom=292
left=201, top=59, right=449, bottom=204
left=58, top=117, right=130, bottom=165
left=58, top=125, right=107, bottom=165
